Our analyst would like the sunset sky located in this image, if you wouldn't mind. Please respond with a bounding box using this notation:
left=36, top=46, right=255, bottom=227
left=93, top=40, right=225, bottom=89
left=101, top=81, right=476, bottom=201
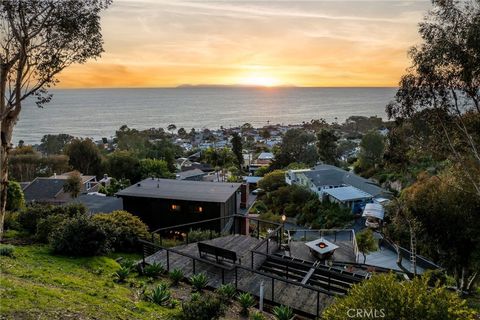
left=57, top=0, right=431, bottom=88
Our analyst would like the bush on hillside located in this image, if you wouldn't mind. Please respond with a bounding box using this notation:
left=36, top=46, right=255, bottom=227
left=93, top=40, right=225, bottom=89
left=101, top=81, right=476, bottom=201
left=6, top=181, right=25, bottom=211
left=36, top=214, right=68, bottom=243
left=18, top=203, right=87, bottom=234
left=49, top=215, right=109, bottom=256
left=92, top=210, right=149, bottom=252
left=4, top=211, right=21, bottom=231
left=177, top=293, right=225, bottom=320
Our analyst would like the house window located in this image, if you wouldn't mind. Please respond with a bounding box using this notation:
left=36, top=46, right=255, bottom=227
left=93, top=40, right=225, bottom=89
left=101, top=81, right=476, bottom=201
left=171, top=204, right=181, bottom=211
left=195, top=206, right=203, bottom=213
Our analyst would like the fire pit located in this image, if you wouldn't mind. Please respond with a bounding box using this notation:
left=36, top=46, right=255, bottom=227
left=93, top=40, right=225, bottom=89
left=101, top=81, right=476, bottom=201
left=305, top=237, right=339, bottom=260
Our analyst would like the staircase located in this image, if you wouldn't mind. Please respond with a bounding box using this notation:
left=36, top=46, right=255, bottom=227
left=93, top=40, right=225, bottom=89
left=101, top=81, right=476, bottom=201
left=259, top=254, right=368, bottom=295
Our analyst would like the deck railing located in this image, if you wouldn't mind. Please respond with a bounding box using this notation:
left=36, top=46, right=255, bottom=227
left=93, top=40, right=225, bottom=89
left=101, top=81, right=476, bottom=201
left=138, top=235, right=339, bottom=319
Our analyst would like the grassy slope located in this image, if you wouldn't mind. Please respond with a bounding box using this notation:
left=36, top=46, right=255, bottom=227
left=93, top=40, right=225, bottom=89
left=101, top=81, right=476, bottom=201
left=0, top=245, right=179, bottom=320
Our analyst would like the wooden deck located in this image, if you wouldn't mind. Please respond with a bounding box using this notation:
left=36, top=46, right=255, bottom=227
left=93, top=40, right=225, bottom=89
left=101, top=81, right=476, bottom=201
left=288, top=239, right=356, bottom=263
left=144, top=234, right=338, bottom=317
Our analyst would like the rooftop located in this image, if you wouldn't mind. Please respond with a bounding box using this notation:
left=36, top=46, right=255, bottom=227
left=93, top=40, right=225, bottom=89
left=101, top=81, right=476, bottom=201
left=176, top=168, right=206, bottom=180
left=23, top=178, right=65, bottom=202
left=305, top=164, right=389, bottom=198
left=323, top=186, right=372, bottom=201
left=71, top=194, right=123, bottom=214
left=116, top=178, right=241, bottom=203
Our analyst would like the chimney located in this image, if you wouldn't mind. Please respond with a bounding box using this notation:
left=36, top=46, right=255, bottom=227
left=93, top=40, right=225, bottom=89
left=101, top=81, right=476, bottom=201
left=53, top=172, right=57, bottom=178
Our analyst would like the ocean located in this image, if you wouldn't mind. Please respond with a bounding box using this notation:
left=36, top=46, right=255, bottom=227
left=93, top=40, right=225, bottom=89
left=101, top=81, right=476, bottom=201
left=14, top=87, right=397, bottom=144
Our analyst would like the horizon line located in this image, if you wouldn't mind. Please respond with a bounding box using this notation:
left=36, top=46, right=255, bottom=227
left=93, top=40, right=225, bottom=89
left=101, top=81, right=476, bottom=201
left=53, top=85, right=399, bottom=90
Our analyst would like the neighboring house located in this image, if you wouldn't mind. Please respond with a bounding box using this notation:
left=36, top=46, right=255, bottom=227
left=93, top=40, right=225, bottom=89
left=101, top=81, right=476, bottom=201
left=286, top=164, right=391, bottom=213
left=70, top=194, right=123, bottom=214
left=248, top=152, right=275, bottom=174
left=23, top=172, right=98, bottom=204
left=176, top=168, right=207, bottom=181
left=116, top=178, right=241, bottom=230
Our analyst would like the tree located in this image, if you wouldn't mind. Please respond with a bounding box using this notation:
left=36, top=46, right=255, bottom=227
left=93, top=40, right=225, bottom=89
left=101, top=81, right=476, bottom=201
left=167, top=124, right=177, bottom=135
left=65, top=138, right=103, bottom=176
left=106, top=151, right=141, bottom=183
left=39, top=134, right=74, bottom=155
left=396, top=170, right=480, bottom=292
left=230, top=133, right=243, bottom=170
left=274, top=129, right=318, bottom=167
left=386, top=0, right=480, bottom=197
left=6, top=180, right=24, bottom=211
left=139, top=159, right=173, bottom=179
left=98, top=178, right=130, bottom=196
left=177, top=127, right=187, bottom=138
left=356, top=229, right=377, bottom=263
left=240, top=122, right=253, bottom=133
left=316, top=129, right=338, bottom=165
left=259, top=128, right=271, bottom=141
left=323, top=273, right=477, bottom=320
left=258, top=170, right=286, bottom=192
left=355, top=130, right=385, bottom=173
left=0, top=0, right=111, bottom=238
left=63, top=171, right=82, bottom=198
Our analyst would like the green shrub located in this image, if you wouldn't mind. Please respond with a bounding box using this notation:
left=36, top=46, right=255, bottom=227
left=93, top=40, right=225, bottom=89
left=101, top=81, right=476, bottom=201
left=6, top=180, right=25, bottom=211
left=272, top=305, right=293, bottom=320
left=169, top=268, right=184, bottom=286
left=187, top=229, right=218, bottom=243
left=0, top=245, right=15, bottom=258
left=215, top=283, right=236, bottom=302
left=250, top=311, right=266, bottom=320
left=147, top=283, right=172, bottom=306
left=143, top=262, right=165, bottom=277
left=18, top=203, right=86, bottom=234
left=189, top=273, right=208, bottom=292
left=49, top=215, right=109, bottom=256
left=4, top=211, right=21, bottom=231
left=114, top=266, right=130, bottom=283
left=178, top=293, right=224, bottom=320
left=36, top=214, right=67, bottom=243
left=92, top=210, right=149, bottom=252
left=237, top=292, right=255, bottom=316
left=18, top=204, right=54, bottom=233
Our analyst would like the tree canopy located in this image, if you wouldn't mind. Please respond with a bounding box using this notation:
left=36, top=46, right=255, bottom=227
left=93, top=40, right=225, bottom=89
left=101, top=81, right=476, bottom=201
left=0, top=0, right=111, bottom=238
left=323, top=273, right=477, bottom=320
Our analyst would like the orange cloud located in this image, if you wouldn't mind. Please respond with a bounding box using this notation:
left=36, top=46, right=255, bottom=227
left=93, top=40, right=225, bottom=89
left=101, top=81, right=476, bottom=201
left=56, top=0, right=430, bottom=88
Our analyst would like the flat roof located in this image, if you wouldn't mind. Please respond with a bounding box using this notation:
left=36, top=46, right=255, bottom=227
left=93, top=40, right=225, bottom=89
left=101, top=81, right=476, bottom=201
left=116, top=178, right=241, bottom=203
left=243, top=176, right=263, bottom=184
left=323, top=186, right=372, bottom=202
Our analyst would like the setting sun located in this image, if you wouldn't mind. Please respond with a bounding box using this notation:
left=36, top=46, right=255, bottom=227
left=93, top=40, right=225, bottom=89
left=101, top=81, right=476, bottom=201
left=237, top=73, right=281, bottom=87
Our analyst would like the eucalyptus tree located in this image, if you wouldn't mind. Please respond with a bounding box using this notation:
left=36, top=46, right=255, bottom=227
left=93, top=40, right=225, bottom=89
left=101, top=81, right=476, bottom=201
left=387, top=0, right=480, bottom=196
left=0, top=0, right=112, bottom=238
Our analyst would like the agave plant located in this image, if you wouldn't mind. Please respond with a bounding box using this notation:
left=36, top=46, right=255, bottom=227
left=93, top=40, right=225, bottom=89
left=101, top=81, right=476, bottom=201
left=169, top=268, right=184, bottom=286
left=143, top=262, right=165, bottom=278
left=114, top=266, right=130, bottom=283
left=273, top=305, right=293, bottom=320
left=237, top=292, right=255, bottom=316
left=216, top=283, right=236, bottom=301
left=119, top=259, right=136, bottom=271
left=147, top=283, right=172, bottom=306
left=250, top=311, right=266, bottom=320
left=189, top=273, right=208, bottom=292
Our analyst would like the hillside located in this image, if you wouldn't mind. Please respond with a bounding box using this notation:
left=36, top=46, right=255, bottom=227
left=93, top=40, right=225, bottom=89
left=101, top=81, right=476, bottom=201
left=0, top=245, right=178, bottom=319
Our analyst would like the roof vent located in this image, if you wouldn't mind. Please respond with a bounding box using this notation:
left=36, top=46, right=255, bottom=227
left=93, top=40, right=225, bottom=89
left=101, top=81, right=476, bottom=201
left=151, top=176, right=154, bottom=180
left=157, top=184, right=160, bottom=188
left=137, top=183, right=141, bottom=187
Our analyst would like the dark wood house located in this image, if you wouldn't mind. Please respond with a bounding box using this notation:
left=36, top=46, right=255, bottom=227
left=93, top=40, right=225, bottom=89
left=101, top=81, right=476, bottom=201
left=116, top=178, right=241, bottom=231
